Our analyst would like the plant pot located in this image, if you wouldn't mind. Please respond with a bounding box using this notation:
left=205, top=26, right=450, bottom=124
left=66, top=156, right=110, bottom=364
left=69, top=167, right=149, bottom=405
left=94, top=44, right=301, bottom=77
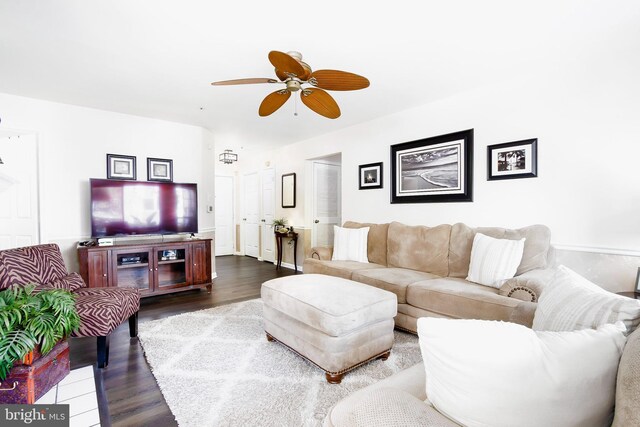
left=0, top=340, right=70, bottom=404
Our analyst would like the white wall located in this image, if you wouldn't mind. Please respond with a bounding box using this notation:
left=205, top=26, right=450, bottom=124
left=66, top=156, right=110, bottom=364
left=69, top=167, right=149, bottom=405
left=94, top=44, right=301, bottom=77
left=240, top=57, right=640, bottom=251
left=0, top=92, right=216, bottom=269
left=233, top=48, right=640, bottom=289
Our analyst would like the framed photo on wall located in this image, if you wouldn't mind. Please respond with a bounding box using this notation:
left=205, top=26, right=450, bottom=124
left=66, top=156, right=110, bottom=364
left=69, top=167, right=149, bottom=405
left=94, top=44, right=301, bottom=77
left=635, top=268, right=640, bottom=294
left=359, top=162, right=383, bottom=190
left=106, top=154, right=137, bottom=180
left=147, top=157, right=173, bottom=182
left=487, top=138, right=538, bottom=181
left=390, top=129, right=473, bottom=203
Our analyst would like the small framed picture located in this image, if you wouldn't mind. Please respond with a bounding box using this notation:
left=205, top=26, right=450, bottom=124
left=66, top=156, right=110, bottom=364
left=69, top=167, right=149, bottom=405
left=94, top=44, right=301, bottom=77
left=487, top=138, right=538, bottom=181
left=359, top=162, right=383, bottom=190
left=147, top=158, right=173, bottom=182
left=635, top=267, right=640, bottom=294
left=107, top=154, right=137, bottom=180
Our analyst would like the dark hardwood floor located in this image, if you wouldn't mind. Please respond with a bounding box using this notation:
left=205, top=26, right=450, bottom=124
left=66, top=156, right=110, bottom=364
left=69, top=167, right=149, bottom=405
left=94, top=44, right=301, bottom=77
left=69, top=255, right=296, bottom=427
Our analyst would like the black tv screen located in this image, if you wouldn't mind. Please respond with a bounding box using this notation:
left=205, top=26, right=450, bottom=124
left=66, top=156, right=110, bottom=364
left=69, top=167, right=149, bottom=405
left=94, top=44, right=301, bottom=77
left=90, top=179, right=198, bottom=238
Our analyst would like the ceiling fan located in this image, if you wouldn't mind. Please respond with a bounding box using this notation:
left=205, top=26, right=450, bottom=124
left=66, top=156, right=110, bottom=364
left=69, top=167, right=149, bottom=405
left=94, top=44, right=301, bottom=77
left=211, top=51, right=370, bottom=119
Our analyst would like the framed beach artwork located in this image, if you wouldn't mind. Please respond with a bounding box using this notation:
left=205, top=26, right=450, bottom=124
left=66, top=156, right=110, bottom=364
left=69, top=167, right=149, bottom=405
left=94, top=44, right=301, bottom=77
left=487, top=138, right=538, bottom=181
left=390, top=129, right=473, bottom=203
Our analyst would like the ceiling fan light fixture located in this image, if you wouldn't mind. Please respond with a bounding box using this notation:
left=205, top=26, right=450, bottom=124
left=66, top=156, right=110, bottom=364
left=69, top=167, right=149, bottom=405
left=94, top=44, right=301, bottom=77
left=219, top=149, right=238, bottom=164
left=211, top=50, right=369, bottom=119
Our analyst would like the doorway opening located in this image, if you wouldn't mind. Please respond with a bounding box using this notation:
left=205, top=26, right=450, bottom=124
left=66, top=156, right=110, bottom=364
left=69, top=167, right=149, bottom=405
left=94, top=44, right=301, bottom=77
left=307, top=153, right=341, bottom=248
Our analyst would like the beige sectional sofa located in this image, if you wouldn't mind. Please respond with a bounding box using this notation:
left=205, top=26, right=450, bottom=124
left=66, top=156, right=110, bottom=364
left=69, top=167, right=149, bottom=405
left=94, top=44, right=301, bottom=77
left=304, top=221, right=552, bottom=332
left=324, top=325, right=640, bottom=427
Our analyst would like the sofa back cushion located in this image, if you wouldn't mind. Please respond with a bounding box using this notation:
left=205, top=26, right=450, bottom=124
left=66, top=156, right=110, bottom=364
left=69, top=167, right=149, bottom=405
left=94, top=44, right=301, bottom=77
left=449, top=223, right=551, bottom=278
left=343, top=221, right=389, bottom=266
left=0, top=243, right=69, bottom=289
left=387, top=222, right=451, bottom=276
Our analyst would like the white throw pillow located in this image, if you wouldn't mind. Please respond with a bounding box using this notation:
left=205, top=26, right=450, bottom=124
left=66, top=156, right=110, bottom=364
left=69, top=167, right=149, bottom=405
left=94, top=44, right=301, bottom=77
left=466, top=233, right=525, bottom=287
left=418, top=317, right=626, bottom=427
left=331, top=226, right=369, bottom=263
left=533, top=265, right=640, bottom=334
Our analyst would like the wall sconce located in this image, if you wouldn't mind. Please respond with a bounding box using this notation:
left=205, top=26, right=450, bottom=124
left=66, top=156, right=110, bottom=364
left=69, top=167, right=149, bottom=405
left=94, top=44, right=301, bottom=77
left=219, top=149, right=238, bottom=164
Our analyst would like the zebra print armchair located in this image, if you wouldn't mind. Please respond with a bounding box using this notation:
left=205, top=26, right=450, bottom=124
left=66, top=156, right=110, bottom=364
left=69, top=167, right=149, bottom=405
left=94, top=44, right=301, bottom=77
left=0, top=243, right=140, bottom=368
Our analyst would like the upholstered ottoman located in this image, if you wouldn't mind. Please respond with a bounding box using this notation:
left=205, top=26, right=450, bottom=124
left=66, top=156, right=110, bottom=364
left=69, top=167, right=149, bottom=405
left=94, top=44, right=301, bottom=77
left=261, top=274, right=397, bottom=384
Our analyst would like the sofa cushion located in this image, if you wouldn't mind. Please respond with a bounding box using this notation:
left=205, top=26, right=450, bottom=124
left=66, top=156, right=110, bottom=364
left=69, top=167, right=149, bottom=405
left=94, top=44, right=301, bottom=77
left=533, top=265, right=640, bottom=334
left=332, top=226, right=369, bottom=263
left=466, top=233, right=525, bottom=287
left=72, top=287, right=140, bottom=337
left=343, top=221, right=389, bottom=266
left=613, top=327, right=640, bottom=427
left=418, top=318, right=626, bottom=427
left=387, top=222, right=451, bottom=276
left=406, top=277, right=521, bottom=321
left=303, top=258, right=385, bottom=280
left=0, top=243, right=69, bottom=289
left=352, top=268, right=440, bottom=304
left=328, top=387, right=461, bottom=427
left=261, top=274, right=397, bottom=337
left=448, top=223, right=550, bottom=278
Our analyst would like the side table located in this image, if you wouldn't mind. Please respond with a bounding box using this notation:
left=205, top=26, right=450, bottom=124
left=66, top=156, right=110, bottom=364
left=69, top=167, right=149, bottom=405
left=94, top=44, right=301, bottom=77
left=275, top=231, right=299, bottom=274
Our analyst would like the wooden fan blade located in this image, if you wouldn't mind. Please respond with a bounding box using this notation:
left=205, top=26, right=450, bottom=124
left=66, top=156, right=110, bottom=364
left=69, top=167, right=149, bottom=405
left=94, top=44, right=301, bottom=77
left=212, top=78, right=278, bottom=86
left=259, top=90, right=291, bottom=116
left=300, top=88, right=341, bottom=119
left=268, top=51, right=305, bottom=78
left=308, top=70, right=370, bottom=91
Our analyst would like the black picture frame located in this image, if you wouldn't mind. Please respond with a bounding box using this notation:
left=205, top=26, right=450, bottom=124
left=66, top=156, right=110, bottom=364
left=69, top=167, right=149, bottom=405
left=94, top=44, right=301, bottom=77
left=359, top=162, right=383, bottom=190
left=635, top=267, right=640, bottom=294
left=106, top=154, right=137, bottom=180
left=487, top=138, right=538, bottom=181
left=147, top=157, right=173, bottom=182
left=282, top=173, right=296, bottom=208
left=390, top=129, right=473, bottom=204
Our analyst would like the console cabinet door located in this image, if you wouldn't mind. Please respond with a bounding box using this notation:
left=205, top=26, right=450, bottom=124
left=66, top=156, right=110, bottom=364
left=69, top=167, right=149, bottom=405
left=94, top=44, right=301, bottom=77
left=87, top=251, right=109, bottom=287
left=191, top=241, right=209, bottom=285
left=155, top=244, right=190, bottom=291
left=110, top=248, right=154, bottom=294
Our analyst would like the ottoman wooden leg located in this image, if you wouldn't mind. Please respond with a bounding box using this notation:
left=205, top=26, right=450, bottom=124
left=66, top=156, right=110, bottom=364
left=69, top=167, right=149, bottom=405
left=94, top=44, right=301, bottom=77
left=266, top=332, right=275, bottom=342
left=325, top=372, right=344, bottom=384
left=379, top=350, right=391, bottom=361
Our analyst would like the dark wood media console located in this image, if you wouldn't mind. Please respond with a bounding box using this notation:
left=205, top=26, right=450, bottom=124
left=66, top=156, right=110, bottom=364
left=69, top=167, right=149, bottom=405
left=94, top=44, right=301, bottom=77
left=78, top=238, right=212, bottom=297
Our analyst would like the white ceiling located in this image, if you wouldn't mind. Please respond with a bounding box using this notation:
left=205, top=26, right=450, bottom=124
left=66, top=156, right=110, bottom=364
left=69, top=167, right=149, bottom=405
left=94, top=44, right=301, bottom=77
left=0, top=1, right=638, bottom=149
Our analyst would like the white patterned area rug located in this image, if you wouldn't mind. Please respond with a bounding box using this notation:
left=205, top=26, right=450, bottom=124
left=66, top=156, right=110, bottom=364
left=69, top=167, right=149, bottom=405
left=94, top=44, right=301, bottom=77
left=138, top=299, right=421, bottom=427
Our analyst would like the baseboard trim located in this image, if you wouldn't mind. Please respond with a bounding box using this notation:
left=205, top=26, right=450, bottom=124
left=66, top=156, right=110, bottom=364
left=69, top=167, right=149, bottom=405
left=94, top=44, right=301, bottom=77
left=280, top=262, right=303, bottom=273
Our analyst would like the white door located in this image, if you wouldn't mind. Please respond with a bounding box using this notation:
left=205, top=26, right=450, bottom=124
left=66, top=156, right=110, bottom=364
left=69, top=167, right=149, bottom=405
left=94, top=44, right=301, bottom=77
left=261, top=168, right=275, bottom=263
left=0, top=133, right=40, bottom=249
left=243, top=172, right=260, bottom=258
left=214, top=175, right=235, bottom=255
left=312, top=162, right=341, bottom=247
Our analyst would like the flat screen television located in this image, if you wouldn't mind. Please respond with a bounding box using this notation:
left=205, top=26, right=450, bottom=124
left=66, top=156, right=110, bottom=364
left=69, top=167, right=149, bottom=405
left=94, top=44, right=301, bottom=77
left=90, top=178, right=198, bottom=238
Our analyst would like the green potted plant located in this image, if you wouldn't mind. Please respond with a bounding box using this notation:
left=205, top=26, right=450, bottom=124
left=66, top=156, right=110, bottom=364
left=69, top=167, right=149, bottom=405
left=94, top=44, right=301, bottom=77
left=272, top=218, right=289, bottom=233
left=0, top=284, right=80, bottom=381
